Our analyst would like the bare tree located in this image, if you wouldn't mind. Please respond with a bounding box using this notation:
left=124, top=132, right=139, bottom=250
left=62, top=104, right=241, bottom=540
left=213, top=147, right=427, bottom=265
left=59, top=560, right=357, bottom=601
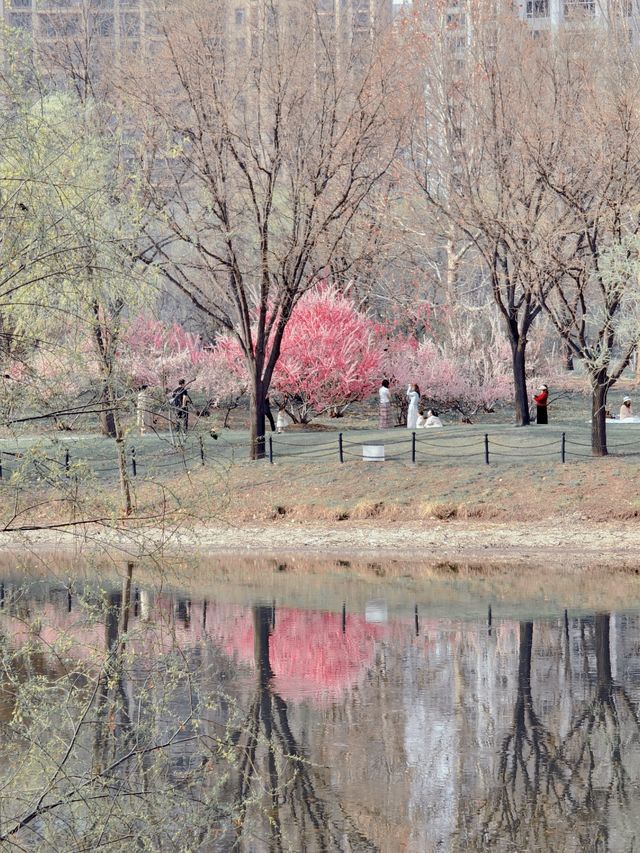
left=130, top=0, right=409, bottom=458
left=409, top=1, right=565, bottom=426
left=526, top=30, right=640, bottom=455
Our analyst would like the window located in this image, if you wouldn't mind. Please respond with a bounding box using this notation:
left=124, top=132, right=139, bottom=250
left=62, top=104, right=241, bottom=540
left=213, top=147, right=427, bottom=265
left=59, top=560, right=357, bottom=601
left=526, top=0, right=549, bottom=17
left=120, top=11, right=140, bottom=38
left=7, top=12, right=31, bottom=29
left=10, top=0, right=31, bottom=7
left=236, top=36, right=246, bottom=52
left=235, top=7, right=245, bottom=26
left=564, top=0, right=595, bottom=14
left=144, top=13, right=161, bottom=35
left=94, top=12, right=114, bottom=37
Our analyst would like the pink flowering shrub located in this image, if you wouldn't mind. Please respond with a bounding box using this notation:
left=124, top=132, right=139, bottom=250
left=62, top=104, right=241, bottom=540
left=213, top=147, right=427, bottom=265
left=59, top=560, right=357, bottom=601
left=120, top=316, right=204, bottom=391
left=380, top=317, right=513, bottom=421
left=209, top=287, right=382, bottom=423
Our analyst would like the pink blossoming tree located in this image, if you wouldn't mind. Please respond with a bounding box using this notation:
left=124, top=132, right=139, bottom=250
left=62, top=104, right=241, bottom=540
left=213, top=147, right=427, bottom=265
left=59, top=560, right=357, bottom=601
left=211, top=287, right=382, bottom=424
left=120, top=316, right=203, bottom=392
left=381, top=316, right=513, bottom=422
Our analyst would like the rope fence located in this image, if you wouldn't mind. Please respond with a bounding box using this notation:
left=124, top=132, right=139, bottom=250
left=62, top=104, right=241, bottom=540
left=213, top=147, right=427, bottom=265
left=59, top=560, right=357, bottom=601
left=268, top=428, right=640, bottom=466
left=0, top=438, right=209, bottom=487
left=1, top=425, right=640, bottom=491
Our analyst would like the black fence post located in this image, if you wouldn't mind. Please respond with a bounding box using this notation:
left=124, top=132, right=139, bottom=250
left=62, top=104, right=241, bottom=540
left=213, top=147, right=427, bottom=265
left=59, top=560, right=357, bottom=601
left=411, top=431, right=416, bottom=464
left=484, top=434, right=490, bottom=465
left=131, top=447, right=137, bottom=478
left=561, top=431, right=566, bottom=464
left=0, top=452, right=3, bottom=481
left=199, top=435, right=205, bottom=466
left=488, top=604, right=492, bottom=636
left=268, top=435, right=274, bottom=464
left=339, top=432, right=344, bottom=464
left=414, top=604, right=419, bottom=637
left=65, top=448, right=70, bottom=476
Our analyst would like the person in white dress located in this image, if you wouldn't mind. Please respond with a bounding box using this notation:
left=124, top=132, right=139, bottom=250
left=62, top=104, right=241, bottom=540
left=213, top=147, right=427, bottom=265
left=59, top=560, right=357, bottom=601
left=276, top=406, right=292, bottom=433
left=378, top=380, right=392, bottom=429
left=425, top=409, right=443, bottom=428
left=406, top=384, right=420, bottom=429
left=415, top=412, right=426, bottom=429
left=620, top=396, right=633, bottom=420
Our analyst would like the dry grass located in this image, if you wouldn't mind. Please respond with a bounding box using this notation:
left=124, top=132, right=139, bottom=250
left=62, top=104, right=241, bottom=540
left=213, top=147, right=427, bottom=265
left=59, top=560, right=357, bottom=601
left=2, top=452, right=640, bottom=531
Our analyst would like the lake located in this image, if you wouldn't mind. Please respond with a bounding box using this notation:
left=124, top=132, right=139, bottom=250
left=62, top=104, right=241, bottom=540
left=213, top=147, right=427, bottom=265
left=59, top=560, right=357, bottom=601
left=0, top=556, right=639, bottom=851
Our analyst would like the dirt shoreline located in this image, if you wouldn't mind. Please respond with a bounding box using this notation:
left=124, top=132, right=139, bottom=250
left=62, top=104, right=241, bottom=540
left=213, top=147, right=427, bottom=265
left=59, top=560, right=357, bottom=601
left=1, top=518, right=640, bottom=572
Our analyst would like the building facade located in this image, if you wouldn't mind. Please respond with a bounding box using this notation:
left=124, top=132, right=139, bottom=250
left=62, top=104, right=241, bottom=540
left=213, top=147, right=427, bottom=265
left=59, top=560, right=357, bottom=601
left=1, top=0, right=394, bottom=55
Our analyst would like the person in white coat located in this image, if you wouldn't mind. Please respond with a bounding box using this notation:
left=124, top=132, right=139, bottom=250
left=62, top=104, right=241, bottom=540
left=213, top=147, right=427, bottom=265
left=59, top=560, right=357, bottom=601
left=406, top=384, right=420, bottom=429
left=620, top=396, right=633, bottom=420
left=425, top=409, right=443, bottom=428
left=378, top=380, right=392, bottom=429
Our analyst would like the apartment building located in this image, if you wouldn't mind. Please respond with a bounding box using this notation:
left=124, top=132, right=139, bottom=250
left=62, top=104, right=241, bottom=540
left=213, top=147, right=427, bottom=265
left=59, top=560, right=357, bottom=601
left=517, top=0, right=636, bottom=33
left=396, top=0, right=638, bottom=39
left=1, top=0, right=393, bottom=57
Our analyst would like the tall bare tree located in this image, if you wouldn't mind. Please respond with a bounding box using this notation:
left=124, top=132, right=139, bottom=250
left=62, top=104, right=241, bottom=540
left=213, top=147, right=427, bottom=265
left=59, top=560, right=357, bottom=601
left=131, top=0, right=408, bottom=458
left=525, top=28, right=640, bottom=455
left=409, top=1, right=566, bottom=426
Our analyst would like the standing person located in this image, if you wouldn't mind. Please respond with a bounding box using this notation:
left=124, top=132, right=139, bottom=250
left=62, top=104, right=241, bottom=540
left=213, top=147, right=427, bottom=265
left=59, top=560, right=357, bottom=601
left=620, top=396, right=633, bottom=420
left=406, top=384, right=420, bottom=430
left=171, top=378, right=192, bottom=434
left=276, top=405, right=292, bottom=434
left=378, top=380, right=392, bottom=429
left=532, top=384, right=549, bottom=424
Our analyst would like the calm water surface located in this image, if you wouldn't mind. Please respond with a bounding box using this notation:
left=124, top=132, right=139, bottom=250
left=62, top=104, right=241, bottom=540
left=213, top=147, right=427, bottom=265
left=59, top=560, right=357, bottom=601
left=1, top=562, right=640, bottom=852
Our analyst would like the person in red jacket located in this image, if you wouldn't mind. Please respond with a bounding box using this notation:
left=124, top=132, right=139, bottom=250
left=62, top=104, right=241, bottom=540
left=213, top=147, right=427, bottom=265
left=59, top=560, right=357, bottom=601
left=533, top=384, right=549, bottom=424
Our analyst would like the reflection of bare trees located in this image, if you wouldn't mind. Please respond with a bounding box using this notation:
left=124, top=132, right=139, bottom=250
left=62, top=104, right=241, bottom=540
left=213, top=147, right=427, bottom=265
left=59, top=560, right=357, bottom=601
left=461, top=615, right=640, bottom=850
left=471, top=622, right=567, bottom=848
left=230, top=605, right=376, bottom=852
left=558, top=613, right=640, bottom=848
left=0, top=566, right=238, bottom=850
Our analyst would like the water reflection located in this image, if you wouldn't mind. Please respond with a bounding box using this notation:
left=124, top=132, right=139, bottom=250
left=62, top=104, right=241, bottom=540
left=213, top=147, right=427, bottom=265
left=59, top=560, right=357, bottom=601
left=0, top=568, right=640, bottom=850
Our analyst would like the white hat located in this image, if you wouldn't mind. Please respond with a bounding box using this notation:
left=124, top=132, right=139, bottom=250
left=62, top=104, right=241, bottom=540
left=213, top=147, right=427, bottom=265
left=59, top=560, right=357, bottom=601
left=623, top=396, right=631, bottom=403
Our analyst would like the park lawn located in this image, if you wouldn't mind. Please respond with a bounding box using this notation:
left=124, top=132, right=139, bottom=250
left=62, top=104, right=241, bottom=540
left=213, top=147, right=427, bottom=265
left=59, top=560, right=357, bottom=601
left=1, top=385, right=640, bottom=530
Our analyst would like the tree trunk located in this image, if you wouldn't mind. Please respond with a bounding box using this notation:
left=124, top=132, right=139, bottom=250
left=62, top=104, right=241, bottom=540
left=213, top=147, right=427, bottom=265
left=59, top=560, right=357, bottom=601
left=99, top=383, right=117, bottom=437
left=512, top=340, right=531, bottom=427
left=595, top=613, right=612, bottom=695
left=562, top=341, right=574, bottom=372
left=591, top=371, right=608, bottom=457
left=106, top=381, right=133, bottom=516
left=250, top=382, right=267, bottom=460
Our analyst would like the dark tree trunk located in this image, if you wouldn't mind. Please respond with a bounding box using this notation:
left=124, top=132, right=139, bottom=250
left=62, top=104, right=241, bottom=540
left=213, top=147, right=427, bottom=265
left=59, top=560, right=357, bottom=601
left=250, top=383, right=267, bottom=460
left=595, top=613, right=612, bottom=695
left=99, top=383, right=117, bottom=437
left=512, top=340, right=531, bottom=427
left=591, top=371, right=608, bottom=456
left=562, top=341, right=574, bottom=372
left=514, top=622, right=533, bottom=739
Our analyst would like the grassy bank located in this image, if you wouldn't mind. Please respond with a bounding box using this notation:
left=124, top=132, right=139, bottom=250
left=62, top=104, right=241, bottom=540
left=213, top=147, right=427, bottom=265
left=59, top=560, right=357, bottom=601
left=1, top=385, right=640, bottom=531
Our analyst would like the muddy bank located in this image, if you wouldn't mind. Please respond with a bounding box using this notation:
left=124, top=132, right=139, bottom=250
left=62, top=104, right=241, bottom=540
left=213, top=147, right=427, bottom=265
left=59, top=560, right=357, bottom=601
left=1, top=517, right=640, bottom=573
